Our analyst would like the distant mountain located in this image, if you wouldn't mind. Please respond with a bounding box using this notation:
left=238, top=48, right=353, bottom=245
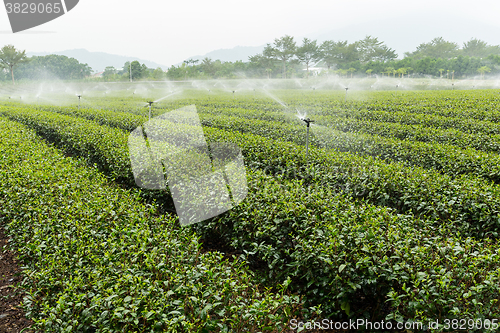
left=179, top=45, right=265, bottom=65
left=27, top=49, right=169, bottom=73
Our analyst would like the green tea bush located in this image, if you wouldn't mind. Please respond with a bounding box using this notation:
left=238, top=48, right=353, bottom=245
left=195, top=171, right=500, bottom=325
left=17, top=103, right=500, bottom=184
left=3, top=107, right=500, bottom=238
left=0, top=117, right=303, bottom=332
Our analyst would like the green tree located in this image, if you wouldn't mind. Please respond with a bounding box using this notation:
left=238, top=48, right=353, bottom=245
left=336, top=68, right=347, bottom=77
left=384, top=67, right=395, bottom=77
left=152, top=67, right=165, bottom=80
left=337, top=41, right=359, bottom=65
left=477, top=66, right=491, bottom=79
left=406, top=67, right=413, bottom=77
left=122, top=61, right=132, bottom=81
left=184, top=59, right=199, bottom=67
left=130, top=61, right=143, bottom=80
left=461, top=38, right=500, bottom=58
left=14, top=54, right=91, bottom=80
left=366, top=68, right=373, bottom=77
left=141, top=64, right=150, bottom=78
left=265, top=68, right=273, bottom=79
left=0, top=45, right=30, bottom=84
left=356, top=36, right=397, bottom=63
left=406, top=37, right=459, bottom=59
left=320, top=40, right=337, bottom=70
left=233, top=61, right=247, bottom=75
left=201, top=57, right=215, bottom=77
left=438, top=68, right=445, bottom=78
left=248, top=53, right=276, bottom=78
left=166, top=65, right=184, bottom=80
left=103, top=66, right=117, bottom=81
left=296, top=38, right=321, bottom=78
left=265, top=35, right=297, bottom=78
left=397, top=67, right=407, bottom=78
left=347, top=67, right=356, bottom=78
left=462, top=38, right=490, bottom=58
left=318, top=40, right=360, bottom=71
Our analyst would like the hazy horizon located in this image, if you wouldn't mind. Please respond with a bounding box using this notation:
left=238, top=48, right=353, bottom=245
left=1, top=0, right=500, bottom=67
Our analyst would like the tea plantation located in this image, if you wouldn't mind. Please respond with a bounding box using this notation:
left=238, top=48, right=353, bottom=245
left=1, top=86, right=500, bottom=332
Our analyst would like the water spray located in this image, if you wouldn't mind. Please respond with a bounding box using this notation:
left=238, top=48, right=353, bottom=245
left=301, top=117, right=315, bottom=158
left=147, top=101, right=154, bottom=121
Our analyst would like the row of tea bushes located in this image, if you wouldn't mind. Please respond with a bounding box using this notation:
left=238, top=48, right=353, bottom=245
left=3, top=106, right=500, bottom=327
left=0, top=106, right=134, bottom=184
left=205, top=127, right=500, bottom=239
left=280, top=89, right=500, bottom=123
left=3, top=107, right=500, bottom=239
left=312, top=115, right=500, bottom=155
left=194, top=171, right=500, bottom=325
left=18, top=103, right=500, bottom=185
left=0, top=117, right=303, bottom=332
left=320, top=106, right=500, bottom=136
left=198, top=113, right=500, bottom=184
left=360, top=92, right=500, bottom=123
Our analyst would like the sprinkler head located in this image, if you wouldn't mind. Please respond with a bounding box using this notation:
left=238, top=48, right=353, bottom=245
left=147, top=101, right=154, bottom=106
left=345, top=87, right=349, bottom=91
left=77, top=94, right=81, bottom=99
left=301, top=117, right=315, bottom=127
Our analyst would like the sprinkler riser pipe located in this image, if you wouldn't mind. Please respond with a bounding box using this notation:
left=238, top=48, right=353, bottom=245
left=146, top=101, right=154, bottom=121
left=305, top=125, right=310, bottom=157
left=301, top=117, right=314, bottom=159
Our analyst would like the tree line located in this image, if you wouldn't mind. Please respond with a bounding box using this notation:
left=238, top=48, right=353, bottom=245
left=167, top=36, right=500, bottom=80
left=0, top=45, right=158, bottom=84
left=101, top=61, right=165, bottom=81
left=3, top=36, right=500, bottom=84
left=0, top=45, right=93, bottom=84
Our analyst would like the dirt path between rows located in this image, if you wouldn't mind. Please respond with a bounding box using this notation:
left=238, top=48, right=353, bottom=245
left=0, top=227, right=33, bottom=333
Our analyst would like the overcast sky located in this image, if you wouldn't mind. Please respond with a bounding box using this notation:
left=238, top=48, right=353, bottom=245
left=2, top=0, right=500, bottom=67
